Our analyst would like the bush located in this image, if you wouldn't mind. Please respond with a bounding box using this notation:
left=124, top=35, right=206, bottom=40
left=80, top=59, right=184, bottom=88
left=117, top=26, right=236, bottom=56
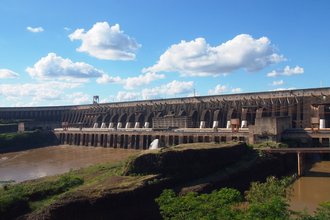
left=156, top=188, right=243, bottom=220
left=156, top=176, right=301, bottom=220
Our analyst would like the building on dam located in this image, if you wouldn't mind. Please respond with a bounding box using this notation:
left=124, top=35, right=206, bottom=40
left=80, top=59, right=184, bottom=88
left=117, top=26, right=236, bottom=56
left=1, top=87, right=330, bottom=149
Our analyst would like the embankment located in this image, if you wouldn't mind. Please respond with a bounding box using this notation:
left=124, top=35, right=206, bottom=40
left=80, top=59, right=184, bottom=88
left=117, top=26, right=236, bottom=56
left=0, top=130, right=58, bottom=153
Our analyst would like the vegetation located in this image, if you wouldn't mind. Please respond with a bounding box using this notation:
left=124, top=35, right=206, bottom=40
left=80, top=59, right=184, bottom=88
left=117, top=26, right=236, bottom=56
left=0, top=130, right=58, bottom=149
left=249, top=141, right=288, bottom=149
left=156, top=176, right=330, bottom=220
left=0, top=173, right=83, bottom=219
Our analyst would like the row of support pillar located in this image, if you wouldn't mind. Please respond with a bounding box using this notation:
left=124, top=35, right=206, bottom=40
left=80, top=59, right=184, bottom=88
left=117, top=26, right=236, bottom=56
left=199, top=120, right=248, bottom=129
left=93, top=120, right=250, bottom=130
left=93, top=122, right=150, bottom=129
left=58, top=132, right=248, bottom=149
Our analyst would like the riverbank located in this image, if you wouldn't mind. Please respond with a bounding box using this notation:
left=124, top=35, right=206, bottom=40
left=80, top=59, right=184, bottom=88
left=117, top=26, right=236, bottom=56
left=0, top=130, right=58, bottom=153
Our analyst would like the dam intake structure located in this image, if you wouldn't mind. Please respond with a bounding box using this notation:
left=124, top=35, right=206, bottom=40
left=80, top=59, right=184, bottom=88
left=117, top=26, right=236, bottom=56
left=1, top=87, right=330, bottom=148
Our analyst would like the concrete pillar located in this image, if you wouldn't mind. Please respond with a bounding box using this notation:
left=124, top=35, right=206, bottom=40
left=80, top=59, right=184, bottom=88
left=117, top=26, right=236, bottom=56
left=297, top=152, right=303, bottom=176
left=139, top=135, right=144, bottom=149
left=320, top=119, right=326, bottom=129
left=199, top=121, right=205, bottom=129
left=212, top=121, right=219, bottom=128
left=93, top=123, right=98, bottom=128
left=96, top=135, right=101, bottom=147
left=109, top=122, right=114, bottom=128
left=134, top=122, right=140, bottom=128
left=241, top=120, right=248, bottom=128
left=117, top=122, right=122, bottom=129
left=179, top=136, right=184, bottom=144
left=125, top=122, right=132, bottom=129
left=80, top=134, right=84, bottom=146
left=226, top=120, right=231, bottom=129
left=144, top=122, right=150, bottom=128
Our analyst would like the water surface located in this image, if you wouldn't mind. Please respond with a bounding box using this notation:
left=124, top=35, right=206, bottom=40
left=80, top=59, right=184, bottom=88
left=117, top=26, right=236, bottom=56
left=290, top=161, right=330, bottom=213
left=0, top=145, right=140, bottom=183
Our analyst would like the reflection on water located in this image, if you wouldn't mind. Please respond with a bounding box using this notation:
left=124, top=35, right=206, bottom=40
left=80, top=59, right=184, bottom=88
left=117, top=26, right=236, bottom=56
left=290, top=161, right=330, bottom=213
left=0, top=145, right=140, bottom=183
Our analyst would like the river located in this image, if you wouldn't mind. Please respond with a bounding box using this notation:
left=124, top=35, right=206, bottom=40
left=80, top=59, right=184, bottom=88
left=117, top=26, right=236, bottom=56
left=0, top=145, right=140, bottom=183
left=290, top=161, right=330, bottom=213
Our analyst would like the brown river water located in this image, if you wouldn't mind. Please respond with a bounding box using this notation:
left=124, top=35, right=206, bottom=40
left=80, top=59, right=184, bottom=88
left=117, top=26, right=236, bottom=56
left=289, top=161, right=330, bottom=213
left=0, top=145, right=140, bottom=183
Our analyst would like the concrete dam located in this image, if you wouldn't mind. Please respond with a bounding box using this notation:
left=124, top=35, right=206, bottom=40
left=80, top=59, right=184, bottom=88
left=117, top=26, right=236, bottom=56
left=1, top=87, right=330, bottom=148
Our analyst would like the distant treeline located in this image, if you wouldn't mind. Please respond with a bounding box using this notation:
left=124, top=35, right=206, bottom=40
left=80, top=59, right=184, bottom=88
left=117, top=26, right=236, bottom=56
left=0, top=130, right=58, bottom=152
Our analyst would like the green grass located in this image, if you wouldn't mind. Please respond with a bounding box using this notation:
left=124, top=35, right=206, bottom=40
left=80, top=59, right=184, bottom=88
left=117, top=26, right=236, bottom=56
left=0, top=172, right=84, bottom=217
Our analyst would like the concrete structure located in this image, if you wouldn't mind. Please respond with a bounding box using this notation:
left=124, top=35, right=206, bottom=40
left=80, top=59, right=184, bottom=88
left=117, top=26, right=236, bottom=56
left=1, top=87, right=330, bottom=148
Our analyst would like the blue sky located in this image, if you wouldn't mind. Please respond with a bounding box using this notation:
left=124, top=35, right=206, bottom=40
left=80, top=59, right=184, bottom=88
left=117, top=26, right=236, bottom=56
left=0, top=0, right=329, bottom=106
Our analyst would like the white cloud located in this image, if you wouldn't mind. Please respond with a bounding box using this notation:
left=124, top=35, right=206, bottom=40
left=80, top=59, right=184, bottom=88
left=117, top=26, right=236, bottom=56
left=0, top=69, right=19, bottom=78
left=64, top=27, right=71, bottom=31
left=231, top=88, right=242, bottom=93
left=272, top=79, right=284, bottom=86
left=26, top=53, right=104, bottom=80
left=123, top=72, right=165, bottom=89
left=208, top=84, right=228, bottom=95
left=116, top=91, right=140, bottom=101
left=208, top=84, right=242, bottom=95
left=144, top=34, right=285, bottom=77
left=96, top=74, right=121, bottom=84
left=27, top=26, right=44, bottom=33
left=141, top=80, right=194, bottom=99
left=69, top=21, right=141, bottom=60
left=66, top=92, right=90, bottom=105
left=267, top=65, right=304, bottom=77
left=96, top=72, right=165, bottom=90
left=0, top=81, right=81, bottom=106
left=273, top=87, right=296, bottom=91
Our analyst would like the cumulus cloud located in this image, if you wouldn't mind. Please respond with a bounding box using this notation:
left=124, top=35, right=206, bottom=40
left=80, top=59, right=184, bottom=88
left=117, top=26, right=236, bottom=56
left=144, top=34, right=285, bottom=76
left=69, top=21, right=141, bottom=60
left=272, top=79, right=284, bottom=86
left=124, top=72, right=165, bottom=89
left=96, top=74, right=121, bottom=84
left=0, top=81, right=81, bottom=106
left=116, top=91, right=140, bottom=101
left=208, top=84, right=228, bottom=95
left=66, top=92, right=90, bottom=105
left=26, top=53, right=104, bottom=80
left=27, top=26, right=44, bottom=33
left=231, top=88, right=242, bottom=93
left=208, top=84, right=242, bottom=95
left=96, top=72, right=165, bottom=90
left=267, top=65, right=304, bottom=77
left=0, top=69, right=19, bottom=78
left=141, top=80, right=194, bottom=99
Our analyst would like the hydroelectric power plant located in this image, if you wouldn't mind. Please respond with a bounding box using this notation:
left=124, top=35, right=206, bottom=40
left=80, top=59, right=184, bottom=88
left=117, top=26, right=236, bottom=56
left=1, top=87, right=330, bottom=149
